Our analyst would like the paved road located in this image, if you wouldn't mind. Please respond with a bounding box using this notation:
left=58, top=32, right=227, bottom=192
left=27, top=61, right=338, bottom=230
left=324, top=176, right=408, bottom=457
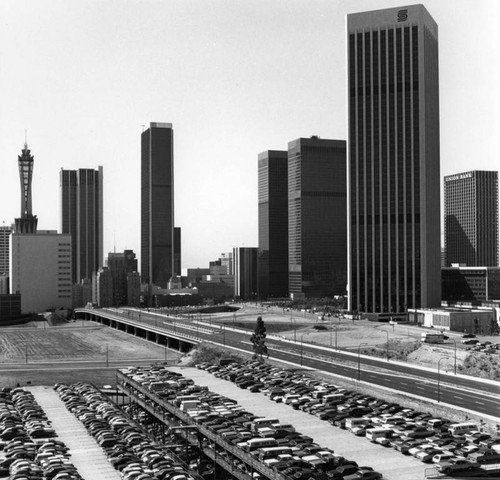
left=79, top=308, right=500, bottom=420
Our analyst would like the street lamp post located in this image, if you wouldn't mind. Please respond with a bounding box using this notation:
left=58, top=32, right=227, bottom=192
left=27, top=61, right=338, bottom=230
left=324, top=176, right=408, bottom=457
left=437, top=356, right=449, bottom=403
left=357, top=343, right=368, bottom=381
left=449, top=338, right=457, bottom=375
left=384, top=330, right=389, bottom=361
left=300, top=334, right=306, bottom=367
left=106, top=344, right=109, bottom=368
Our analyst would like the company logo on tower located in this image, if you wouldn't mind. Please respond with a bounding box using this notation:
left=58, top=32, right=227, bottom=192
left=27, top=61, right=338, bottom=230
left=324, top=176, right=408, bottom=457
left=397, top=9, right=408, bottom=22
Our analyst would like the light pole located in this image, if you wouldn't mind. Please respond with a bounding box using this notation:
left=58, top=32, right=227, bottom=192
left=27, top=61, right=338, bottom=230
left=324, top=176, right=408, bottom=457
left=300, top=334, right=306, bottom=366
left=384, top=330, right=389, bottom=361
left=449, top=338, right=457, bottom=375
left=437, top=356, right=449, bottom=403
left=357, top=343, right=368, bottom=381
left=106, top=344, right=109, bottom=368
left=330, top=323, right=338, bottom=350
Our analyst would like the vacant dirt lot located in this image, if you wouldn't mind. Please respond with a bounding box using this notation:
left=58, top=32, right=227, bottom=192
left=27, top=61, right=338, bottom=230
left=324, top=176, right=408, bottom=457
left=0, top=322, right=170, bottom=363
left=218, top=304, right=500, bottom=377
left=0, top=321, right=180, bottom=388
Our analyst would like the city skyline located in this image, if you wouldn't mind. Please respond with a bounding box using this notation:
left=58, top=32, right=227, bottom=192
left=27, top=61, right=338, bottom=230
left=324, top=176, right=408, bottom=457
left=1, top=0, right=499, bottom=271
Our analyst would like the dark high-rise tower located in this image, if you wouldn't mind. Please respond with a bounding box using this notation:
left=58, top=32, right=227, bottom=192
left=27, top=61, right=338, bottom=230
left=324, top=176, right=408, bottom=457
left=258, top=150, right=289, bottom=298
left=15, top=141, right=38, bottom=234
left=107, top=249, right=138, bottom=306
left=141, top=123, right=174, bottom=288
left=445, top=171, right=498, bottom=267
left=60, top=167, right=103, bottom=283
left=347, top=5, right=441, bottom=317
left=288, top=137, right=347, bottom=298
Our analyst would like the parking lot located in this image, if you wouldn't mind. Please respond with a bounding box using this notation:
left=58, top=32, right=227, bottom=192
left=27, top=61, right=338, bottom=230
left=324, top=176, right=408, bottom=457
left=171, top=366, right=429, bottom=480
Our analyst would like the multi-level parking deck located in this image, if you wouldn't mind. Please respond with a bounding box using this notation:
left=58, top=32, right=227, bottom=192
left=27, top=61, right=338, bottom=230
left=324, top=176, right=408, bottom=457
left=117, top=371, right=286, bottom=480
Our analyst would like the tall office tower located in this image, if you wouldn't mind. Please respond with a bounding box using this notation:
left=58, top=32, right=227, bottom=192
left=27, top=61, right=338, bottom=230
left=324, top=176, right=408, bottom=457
left=92, top=267, right=113, bottom=308
left=258, top=150, right=289, bottom=298
left=347, top=5, right=441, bottom=317
left=14, top=141, right=38, bottom=234
left=220, top=252, right=233, bottom=275
left=60, top=167, right=103, bottom=283
left=127, top=271, right=141, bottom=307
left=445, top=171, right=498, bottom=267
left=0, top=225, right=12, bottom=276
left=233, top=247, right=258, bottom=301
left=174, top=227, right=181, bottom=276
left=288, top=137, right=347, bottom=298
left=107, top=249, right=138, bottom=306
left=141, top=123, right=174, bottom=288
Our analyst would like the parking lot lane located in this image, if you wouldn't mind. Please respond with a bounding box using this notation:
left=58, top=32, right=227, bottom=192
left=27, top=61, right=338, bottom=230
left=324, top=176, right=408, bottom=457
left=173, top=366, right=427, bottom=480
left=30, top=386, right=122, bottom=480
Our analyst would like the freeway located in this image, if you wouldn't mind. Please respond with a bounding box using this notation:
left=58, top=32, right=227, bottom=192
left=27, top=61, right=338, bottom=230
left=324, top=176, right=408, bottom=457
left=83, top=307, right=500, bottom=420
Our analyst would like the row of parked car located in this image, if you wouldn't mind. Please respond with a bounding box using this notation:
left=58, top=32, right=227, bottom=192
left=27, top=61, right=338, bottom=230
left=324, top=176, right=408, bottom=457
left=119, top=364, right=384, bottom=480
left=54, top=382, right=195, bottom=480
left=0, top=387, right=82, bottom=480
left=198, top=360, right=500, bottom=476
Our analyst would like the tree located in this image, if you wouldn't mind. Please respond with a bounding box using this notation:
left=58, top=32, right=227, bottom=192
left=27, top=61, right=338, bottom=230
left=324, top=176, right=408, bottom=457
left=490, top=318, right=499, bottom=335
left=250, top=316, right=268, bottom=361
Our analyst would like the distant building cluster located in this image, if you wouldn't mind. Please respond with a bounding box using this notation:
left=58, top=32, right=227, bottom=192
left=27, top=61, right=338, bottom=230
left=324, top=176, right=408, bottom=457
left=2, top=4, right=500, bottom=326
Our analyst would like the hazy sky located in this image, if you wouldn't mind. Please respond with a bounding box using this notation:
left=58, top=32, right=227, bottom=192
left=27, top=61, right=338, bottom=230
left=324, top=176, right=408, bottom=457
left=1, top=0, right=499, bottom=271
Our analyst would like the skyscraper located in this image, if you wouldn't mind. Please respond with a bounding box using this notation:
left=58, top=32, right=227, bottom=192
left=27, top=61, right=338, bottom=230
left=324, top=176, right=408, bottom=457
left=141, top=122, right=174, bottom=288
left=15, top=141, right=38, bottom=234
left=347, top=5, right=441, bottom=318
left=60, top=167, right=104, bottom=283
left=258, top=150, right=289, bottom=298
left=233, top=247, right=258, bottom=301
left=0, top=224, right=12, bottom=276
left=444, top=171, right=498, bottom=267
left=174, top=227, right=181, bottom=277
left=288, top=137, right=347, bottom=298
left=107, top=249, right=138, bottom=306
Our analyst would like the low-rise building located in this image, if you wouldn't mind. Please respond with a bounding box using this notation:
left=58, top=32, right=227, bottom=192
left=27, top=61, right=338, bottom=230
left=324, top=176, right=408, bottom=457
left=0, top=293, right=21, bottom=324
left=409, top=307, right=497, bottom=335
left=9, top=231, right=72, bottom=313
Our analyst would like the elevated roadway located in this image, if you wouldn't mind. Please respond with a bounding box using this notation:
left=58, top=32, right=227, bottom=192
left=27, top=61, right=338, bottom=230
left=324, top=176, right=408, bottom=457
left=74, top=307, right=499, bottom=421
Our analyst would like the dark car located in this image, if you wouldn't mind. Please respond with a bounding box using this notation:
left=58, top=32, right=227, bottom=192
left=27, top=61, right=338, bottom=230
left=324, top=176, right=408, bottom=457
left=336, top=462, right=359, bottom=476
left=344, top=469, right=382, bottom=480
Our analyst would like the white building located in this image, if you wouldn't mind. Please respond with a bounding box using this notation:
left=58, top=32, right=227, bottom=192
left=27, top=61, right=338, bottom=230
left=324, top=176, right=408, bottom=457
left=10, top=230, right=72, bottom=313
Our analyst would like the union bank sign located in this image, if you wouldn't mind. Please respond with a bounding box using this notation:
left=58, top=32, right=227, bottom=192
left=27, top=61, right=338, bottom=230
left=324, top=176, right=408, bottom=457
left=445, top=172, right=473, bottom=182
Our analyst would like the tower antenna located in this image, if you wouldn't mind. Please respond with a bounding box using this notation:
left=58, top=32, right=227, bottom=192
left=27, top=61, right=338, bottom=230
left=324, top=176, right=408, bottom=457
left=24, top=129, right=27, bottom=147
